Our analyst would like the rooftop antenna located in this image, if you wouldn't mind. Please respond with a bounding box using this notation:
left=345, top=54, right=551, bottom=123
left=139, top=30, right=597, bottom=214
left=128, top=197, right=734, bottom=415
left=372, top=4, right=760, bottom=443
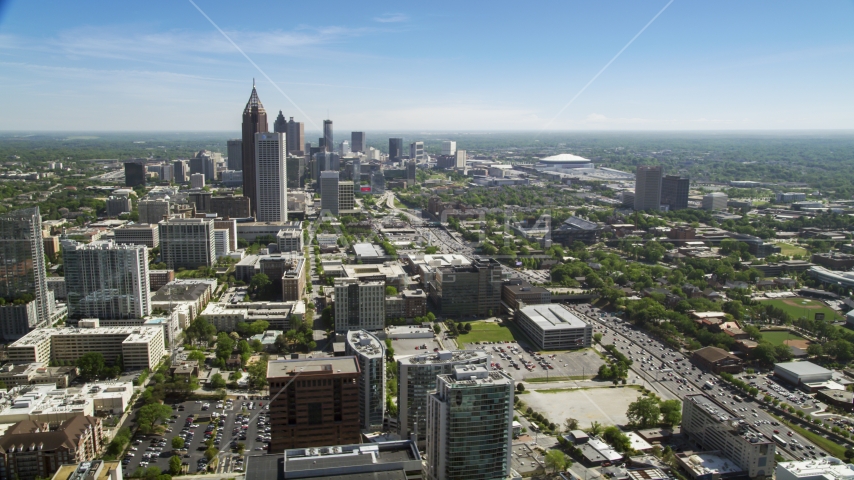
left=253, top=78, right=256, bottom=88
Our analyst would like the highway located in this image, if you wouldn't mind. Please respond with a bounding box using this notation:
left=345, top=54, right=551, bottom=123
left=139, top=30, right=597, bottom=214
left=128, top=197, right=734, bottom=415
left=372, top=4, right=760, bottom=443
left=569, top=304, right=827, bottom=462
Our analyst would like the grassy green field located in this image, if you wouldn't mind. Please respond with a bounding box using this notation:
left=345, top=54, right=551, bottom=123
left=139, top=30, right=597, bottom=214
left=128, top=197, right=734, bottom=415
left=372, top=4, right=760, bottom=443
left=457, top=321, right=518, bottom=343
left=760, top=297, right=843, bottom=321
left=761, top=330, right=808, bottom=346
left=777, top=242, right=808, bottom=257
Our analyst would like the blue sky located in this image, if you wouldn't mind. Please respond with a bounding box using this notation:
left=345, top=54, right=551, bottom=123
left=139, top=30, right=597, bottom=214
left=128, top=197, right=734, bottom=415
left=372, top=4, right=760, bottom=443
left=0, top=0, right=853, bottom=131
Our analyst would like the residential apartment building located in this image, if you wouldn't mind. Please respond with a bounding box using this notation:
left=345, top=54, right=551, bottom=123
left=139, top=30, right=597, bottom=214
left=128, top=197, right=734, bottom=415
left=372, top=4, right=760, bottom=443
left=113, top=223, right=160, bottom=248
left=430, top=258, right=502, bottom=318
left=7, top=325, right=166, bottom=370
left=682, top=394, right=774, bottom=478
left=61, top=240, right=151, bottom=321
left=398, top=350, right=489, bottom=447
left=148, top=270, right=174, bottom=292
left=0, top=207, right=49, bottom=342
left=213, top=229, right=231, bottom=258
left=266, top=357, right=361, bottom=451
left=105, top=196, right=132, bottom=217
left=158, top=218, right=215, bottom=269
left=0, top=415, right=104, bottom=480
left=344, top=330, right=386, bottom=431
left=425, top=366, right=514, bottom=480
left=334, top=279, right=385, bottom=333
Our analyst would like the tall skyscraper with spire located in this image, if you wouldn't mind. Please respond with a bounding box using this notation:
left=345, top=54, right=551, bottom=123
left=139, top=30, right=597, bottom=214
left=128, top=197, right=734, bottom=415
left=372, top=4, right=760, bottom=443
left=241, top=81, right=268, bottom=217
left=323, top=119, right=333, bottom=152
left=273, top=110, right=287, bottom=134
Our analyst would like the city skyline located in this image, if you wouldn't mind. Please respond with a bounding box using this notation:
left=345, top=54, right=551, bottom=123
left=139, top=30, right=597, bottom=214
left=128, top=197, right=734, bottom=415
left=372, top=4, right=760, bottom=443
left=0, top=1, right=853, bottom=131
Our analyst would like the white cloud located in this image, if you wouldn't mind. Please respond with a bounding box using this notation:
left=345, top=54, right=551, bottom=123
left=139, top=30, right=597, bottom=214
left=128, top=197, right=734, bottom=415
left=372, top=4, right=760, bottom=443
left=373, top=13, right=408, bottom=23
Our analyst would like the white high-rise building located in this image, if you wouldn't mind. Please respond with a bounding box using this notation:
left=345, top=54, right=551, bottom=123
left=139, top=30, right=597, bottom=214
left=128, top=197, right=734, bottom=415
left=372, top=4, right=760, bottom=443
left=0, top=207, right=49, bottom=342
left=190, top=173, right=205, bottom=189
left=334, top=278, right=384, bottom=332
left=425, top=365, right=514, bottom=480
left=442, top=141, right=456, bottom=156
left=339, top=140, right=351, bottom=155
left=62, top=240, right=151, bottom=321
left=344, top=330, right=386, bottom=430
left=398, top=350, right=490, bottom=447
left=254, top=132, right=288, bottom=222
left=214, top=229, right=231, bottom=258
left=455, top=149, right=466, bottom=169
left=702, top=192, right=728, bottom=211
left=410, top=141, right=425, bottom=162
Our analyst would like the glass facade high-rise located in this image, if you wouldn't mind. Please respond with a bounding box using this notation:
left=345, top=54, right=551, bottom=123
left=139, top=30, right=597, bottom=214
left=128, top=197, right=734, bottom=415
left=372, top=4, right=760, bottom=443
left=0, top=207, right=49, bottom=341
left=62, top=240, right=151, bottom=321
left=124, top=161, right=146, bottom=187
left=389, top=138, right=403, bottom=162
left=344, top=330, right=386, bottom=430
left=426, top=366, right=514, bottom=480
left=286, top=117, right=305, bottom=155
left=661, top=175, right=689, bottom=210
left=273, top=110, right=287, bottom=133
left=351, top=132, right=366, bottom=153
left=241, top=82, right=269, bottom=217
left=226, top=139, right=243, bottom=171
left=634, top=165, right=663, bottom=211
left=323, top=119, right=333, bottom=152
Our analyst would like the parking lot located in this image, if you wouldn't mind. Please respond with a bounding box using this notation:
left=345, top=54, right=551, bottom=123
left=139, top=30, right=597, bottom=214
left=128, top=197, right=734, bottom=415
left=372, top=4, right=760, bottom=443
left=467, top=341, right=605, bottom=383
left=523, top=386, right=642, bottom=429
left=123, top=397, right=271, bottom=475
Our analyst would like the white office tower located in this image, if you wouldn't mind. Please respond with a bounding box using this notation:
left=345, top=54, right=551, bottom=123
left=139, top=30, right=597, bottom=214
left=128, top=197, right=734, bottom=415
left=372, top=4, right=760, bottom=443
left=339, top=140, right=351, bottom=155
left=62, top=240, right=151, bottom=321
left=214, top=229, right=231, bottom=258
left=409, top=141, right=425, bottom=162
left=254, top=132, right=288, bottom=222
left=320, top=171, right=340, bottom=216
left=425, top=365, right=514, bottom=480
left=455, top=149, right=466, bottom=169
left=333, top=278, right=384, bottom=332
left=158, top=218, right=216, bottom=269
left=160, top=163, right=174, bottom=183
left=190, top=173, right=206, bottom=189
left=345, top=330, right=386, bottom=431
left=442, top=141, right=456, bottom=156
left=398, top=350, right=490, bottom=447
left=702, top=192, right=728, bottom=211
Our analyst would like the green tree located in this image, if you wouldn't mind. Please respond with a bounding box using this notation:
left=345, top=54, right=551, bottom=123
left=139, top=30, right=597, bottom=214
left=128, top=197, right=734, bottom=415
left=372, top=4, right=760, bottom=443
left=545, top=449, right=570, bottom=473
left=171, top=437, right=184, bottom=450
left=517, top=383, right=525, bottom=393
left=587, top=421, right=603, bottom=437
left=204, top=446, right=218, bottom=461
left=660, top=399, right=682, bottom=426
left=627, top=397, right=661, bottom=428
left=77, top=352, right=106, bottom=380
left=564, top=418, right=579, bottom=432
left=210, top=373, right=226, bottom=389
left=136, top=404, right=172, bottom=434
left=603, top=426, right=632, bottom=452
left=169, top=456, right=182, bottom=475
left=385, top=286, right=398, bottom=296
left=593, top=333, right=603, bottom=344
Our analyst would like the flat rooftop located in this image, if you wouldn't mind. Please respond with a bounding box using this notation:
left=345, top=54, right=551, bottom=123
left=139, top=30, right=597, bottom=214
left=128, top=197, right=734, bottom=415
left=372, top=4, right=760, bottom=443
left=267, top=357, right=359, bottom=378
left=346, top=331, right=384, bottom=359
left=778, top=458, right=854, bottom=480
left=776, top=361, right=833, bottom=377
left=685, top=394, right=734, bottom=423
left=399, top=350, right=487, bottom=366
left=10, top=326, right=162, bottom=347
left=679, top=453, right=743, bottom=476
left=518, top=304, right=589, bottom=331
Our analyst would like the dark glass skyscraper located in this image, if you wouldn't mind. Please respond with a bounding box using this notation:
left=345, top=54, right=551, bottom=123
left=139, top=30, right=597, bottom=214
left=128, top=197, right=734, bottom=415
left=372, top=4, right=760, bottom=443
left=389, top=138, right=403, bottom=162
left=351, top=132, right=366, bottom=153
left=661, top=175, right=690, bottom=210
left=124, top=161, right=146, bottom=187
left=242, top=82, right=268, bottom=217
left=273, top=110, right=287, bottom=133
left=323, top=119, right=333, bottom=152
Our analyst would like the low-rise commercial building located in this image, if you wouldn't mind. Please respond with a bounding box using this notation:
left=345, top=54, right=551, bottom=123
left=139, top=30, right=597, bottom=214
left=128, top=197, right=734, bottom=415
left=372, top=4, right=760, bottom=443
left=50, top=460, right=123, bottom=480
left=502, top=280, right=551, bottom=310
left=774, top=361, right=833, bottom=391
left=776, top=457, right=854, bottom=480
left=0, top=363, right=77, bottom=389
left=691, top=346, right=744, bottom=374
left=515, top=304, right=592, bottom=350
left=149, top=279, right=216, bottom=322
left=201, top=300, right=304, bottom=331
